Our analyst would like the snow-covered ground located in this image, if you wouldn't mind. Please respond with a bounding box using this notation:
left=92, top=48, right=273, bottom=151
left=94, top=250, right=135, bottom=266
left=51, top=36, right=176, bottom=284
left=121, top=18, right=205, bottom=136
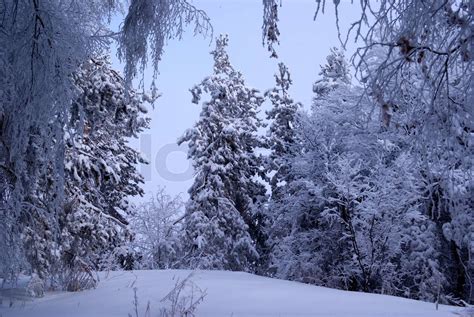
left=0, top=270, right=463, bottom=317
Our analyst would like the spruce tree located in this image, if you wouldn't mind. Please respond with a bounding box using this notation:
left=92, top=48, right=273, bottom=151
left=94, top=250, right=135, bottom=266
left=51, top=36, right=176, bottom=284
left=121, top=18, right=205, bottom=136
left=265, top=62, right=302, bottom=198
left=179, top=35, right=265, bottom=272
left=8, top=57, right=151, bottom=285
left=60, top=57, right=151, bottom=273
left=312, top=47, right=350, bottom=99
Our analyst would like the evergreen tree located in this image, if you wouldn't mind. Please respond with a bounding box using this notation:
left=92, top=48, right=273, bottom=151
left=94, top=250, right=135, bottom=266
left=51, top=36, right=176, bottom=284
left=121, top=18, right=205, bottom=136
left=61, top=57, right=151, bottom=273
left=263, top=62, right=301, bottom=274
left=265, top=62, right=302, bottom=198
left=18, top=57, right=151, bottom=284
left=268, top=49, right=360, bottom=284
left=178, top=35, right=265, bottom=272
left=312, top=47, right=350, bottom=98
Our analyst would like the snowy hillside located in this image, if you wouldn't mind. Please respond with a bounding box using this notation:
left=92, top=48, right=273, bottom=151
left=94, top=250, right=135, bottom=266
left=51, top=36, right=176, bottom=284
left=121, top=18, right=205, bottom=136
left=0, top=270, right=462, bottom=317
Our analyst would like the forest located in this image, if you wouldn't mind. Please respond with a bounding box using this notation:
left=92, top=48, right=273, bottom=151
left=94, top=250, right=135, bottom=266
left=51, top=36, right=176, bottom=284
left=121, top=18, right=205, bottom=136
left=0, top=0, right=472, bottom=313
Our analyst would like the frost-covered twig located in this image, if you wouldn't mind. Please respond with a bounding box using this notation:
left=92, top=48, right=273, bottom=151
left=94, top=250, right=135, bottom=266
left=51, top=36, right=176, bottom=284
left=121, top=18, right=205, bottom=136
left=159, top=272, right=207, bottom=317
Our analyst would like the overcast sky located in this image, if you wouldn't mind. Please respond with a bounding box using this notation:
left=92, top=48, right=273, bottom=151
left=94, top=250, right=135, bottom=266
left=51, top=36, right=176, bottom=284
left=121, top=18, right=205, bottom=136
left=112, top=0, right=362, bottom=203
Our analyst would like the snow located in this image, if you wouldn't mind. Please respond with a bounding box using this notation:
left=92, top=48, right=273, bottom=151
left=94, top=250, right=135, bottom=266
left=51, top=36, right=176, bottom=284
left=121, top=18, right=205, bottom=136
left=0, top=270, right=461, bottom=317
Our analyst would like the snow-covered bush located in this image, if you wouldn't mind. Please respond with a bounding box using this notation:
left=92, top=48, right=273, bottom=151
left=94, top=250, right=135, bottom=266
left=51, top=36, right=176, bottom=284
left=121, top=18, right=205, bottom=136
left=59, top=260, right=98, bottom=292
left=130, top=188, right=184, bottom=270
left=26, top=275, right=45, bottom=298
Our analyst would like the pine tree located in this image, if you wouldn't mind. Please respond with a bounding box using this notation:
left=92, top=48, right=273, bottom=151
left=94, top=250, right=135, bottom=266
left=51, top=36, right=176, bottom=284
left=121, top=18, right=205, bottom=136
left=3, top=56, right=151, bottom=284
left=263, top=62, right=302, bottom=274
left=265, top=62, right=302, bottom=198
left=312, top=47, right=350, bottom=99
left=178, top=35, right=265, bottom=272
left=268, top=49, right=360, bottom=284
left=59, top=57, right=151, bottom=273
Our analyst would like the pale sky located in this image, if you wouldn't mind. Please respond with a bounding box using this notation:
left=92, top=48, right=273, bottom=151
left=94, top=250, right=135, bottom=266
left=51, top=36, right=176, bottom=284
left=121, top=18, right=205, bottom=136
left=112, top=0, right=362, bottom=203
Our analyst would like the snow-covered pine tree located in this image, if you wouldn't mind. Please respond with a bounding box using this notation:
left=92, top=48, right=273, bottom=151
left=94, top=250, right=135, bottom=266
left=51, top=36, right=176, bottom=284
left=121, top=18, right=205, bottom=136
left=4, top=56, right=151, bottom=284
left=265, top=62, right=302, bottom=198
left=178, top=35, right=266, bottom=272
left=312, top=47, right=350, bottom=98
left=263, top=62, right=302, bottom=274
left=268, top=48, right=359, bottom=285
left=59, top=57, right=151, bottom=274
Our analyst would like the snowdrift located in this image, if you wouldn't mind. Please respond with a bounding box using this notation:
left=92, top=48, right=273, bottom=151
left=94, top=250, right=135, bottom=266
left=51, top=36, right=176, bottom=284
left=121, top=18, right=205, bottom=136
left=0, top=270, right=461, bottom=317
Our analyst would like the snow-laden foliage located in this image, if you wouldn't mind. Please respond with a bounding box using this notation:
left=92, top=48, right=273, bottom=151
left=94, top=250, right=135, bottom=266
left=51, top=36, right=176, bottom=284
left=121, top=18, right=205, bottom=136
left=61, top=57, right=150, bottom=274
left=8, top=57, right=151, bottom=284
left=314, top=0, right=472, bottom=99
left=118, top=0, right=212, bottom=83
left=360, top=44, right=473, bottom=302
left=0, top=0, right=112, bottom=280
left=265, top=62, right=302, bottom=198
left=0, top=0, right=210, bottom=281
left=267, top=49, right=452, bottom=302
left=306, top=1, right=473, bottom=302
left=312, top=47, right=350, bottom=97
left=375, top=52, right=473, bottom=302
left=130, top=187, right=184, bottom=270
left=178, top=35, right=266, bottom=272
left=262, top=0, right=280, bottom=58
